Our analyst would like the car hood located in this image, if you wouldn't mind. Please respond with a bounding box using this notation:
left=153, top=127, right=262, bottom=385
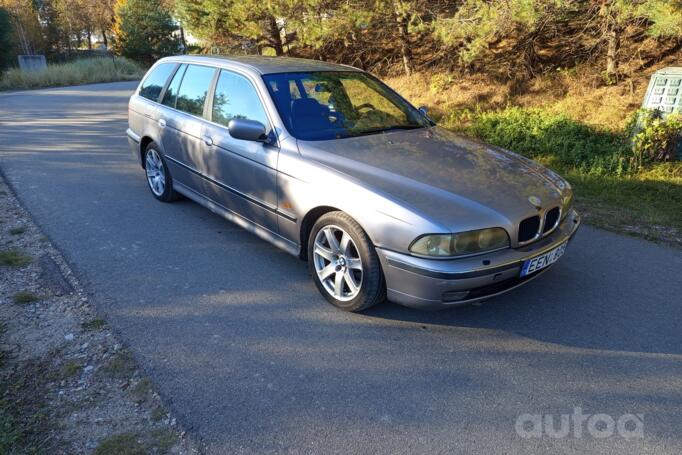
left=296, top=126, right=567, bottom=232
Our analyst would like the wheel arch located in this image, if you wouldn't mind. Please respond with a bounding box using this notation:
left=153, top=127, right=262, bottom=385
left=299, top=205, right=341, bottom=261
left=139, top=136, right=154, bottom=168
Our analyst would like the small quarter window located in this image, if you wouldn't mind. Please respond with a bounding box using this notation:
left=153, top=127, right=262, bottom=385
left=175, top=65, right=216, bottom=117
left=212, top=70, right=269, bottom=127
left=139, top=63, right=176, bottom=102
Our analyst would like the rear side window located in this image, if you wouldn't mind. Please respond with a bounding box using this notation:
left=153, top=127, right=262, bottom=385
left=212, top=70, right=269, bottom=127
left=175, top=65, right=216, bottom=117
left=161, top=64, right=187, bottom=109
left=139, top=63, right=176, bottom=102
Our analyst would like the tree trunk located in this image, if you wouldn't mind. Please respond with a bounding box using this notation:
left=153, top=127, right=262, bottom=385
left=393, top=1, right=413, bottom=76
left=179, top=26, right=187, bottom=51
left=267, top=15, right=284, bottom=56
left=605, top=25, right=619, bottom=80
left=87, top=30, right=92, bottom=50
left=600, top=1, right=620, bottom=83
left=101, top=28, right=108, bottom=49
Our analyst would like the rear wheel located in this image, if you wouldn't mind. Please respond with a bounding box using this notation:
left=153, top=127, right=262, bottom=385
left=144, top=142, right=179, bottom=202
left=308, top=211, right=385, bottom=312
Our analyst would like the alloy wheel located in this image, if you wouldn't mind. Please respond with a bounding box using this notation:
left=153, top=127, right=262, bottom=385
left=145, top=149, right=166, bottom=196
left=313, top=225, right=364, bottom=301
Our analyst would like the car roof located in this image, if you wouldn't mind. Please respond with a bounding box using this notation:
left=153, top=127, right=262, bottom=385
left=157, top=55, right=362, bottom=75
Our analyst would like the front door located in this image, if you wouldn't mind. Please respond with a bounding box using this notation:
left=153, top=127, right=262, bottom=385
left=201, top=69, right=280, bottom=234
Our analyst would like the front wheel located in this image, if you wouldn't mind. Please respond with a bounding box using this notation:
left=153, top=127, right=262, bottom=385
left=308, top=211, right=385, bottom=312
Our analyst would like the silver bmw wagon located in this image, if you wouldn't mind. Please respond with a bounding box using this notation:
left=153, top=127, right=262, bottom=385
left=127, top=55, right=580, bottom=311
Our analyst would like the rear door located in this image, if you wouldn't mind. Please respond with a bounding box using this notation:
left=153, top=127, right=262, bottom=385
left=157, top=64, right=217, bottom=193
left=129, top=62, right=177, bottom=145
left=201, top=69, right=279, bottom=233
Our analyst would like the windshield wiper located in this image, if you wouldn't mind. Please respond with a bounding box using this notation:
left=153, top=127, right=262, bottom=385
left=353, top=125, right=423, bottom=136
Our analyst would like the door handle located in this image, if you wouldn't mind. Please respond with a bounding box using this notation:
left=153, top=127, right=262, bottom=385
left=158, top=119, right=166, bottom=128
left=203, top=136, right=213, bottom=146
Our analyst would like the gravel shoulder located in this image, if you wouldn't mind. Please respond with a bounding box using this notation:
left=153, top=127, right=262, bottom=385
left=0, top=172, right=199, bottom=454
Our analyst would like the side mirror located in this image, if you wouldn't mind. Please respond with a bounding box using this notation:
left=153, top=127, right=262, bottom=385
left=418, top=105, right=435, bottom=125
left=228, top=118, right=269, bottom=142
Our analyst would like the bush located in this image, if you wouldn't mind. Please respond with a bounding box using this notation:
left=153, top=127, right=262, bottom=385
left=0, top=57, right=144, bottom=91
left=629, top=110, right=682, bottom=168
left=445, top=106, right=631, bottom=175
left=429, top=73, right=454, bottom=94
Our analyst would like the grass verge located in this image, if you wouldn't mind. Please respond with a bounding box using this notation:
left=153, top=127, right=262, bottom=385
left=441, top=106, right=682, bottom=245
left=0, top=57, right=144, bottom=91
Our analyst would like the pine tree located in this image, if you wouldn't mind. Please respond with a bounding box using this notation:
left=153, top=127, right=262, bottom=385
left=113, top=0, right=180, bottom=64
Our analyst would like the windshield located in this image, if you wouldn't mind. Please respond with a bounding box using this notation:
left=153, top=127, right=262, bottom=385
left=262, top=71, right=430, bottom=141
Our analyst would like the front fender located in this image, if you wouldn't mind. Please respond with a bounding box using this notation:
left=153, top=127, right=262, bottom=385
left=276, top=145, right=444, bottom=253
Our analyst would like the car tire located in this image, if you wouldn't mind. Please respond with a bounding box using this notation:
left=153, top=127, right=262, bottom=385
left=143, top=142, right=179, bottom=202
left=308, top=211, right=386, bottom=312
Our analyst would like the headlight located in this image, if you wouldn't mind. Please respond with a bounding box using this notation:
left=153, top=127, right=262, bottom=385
left=409, top=228, right=510, bottom=257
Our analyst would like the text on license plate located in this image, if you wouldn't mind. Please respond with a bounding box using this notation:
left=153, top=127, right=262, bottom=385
left=520, top=242, right=567, bottom=277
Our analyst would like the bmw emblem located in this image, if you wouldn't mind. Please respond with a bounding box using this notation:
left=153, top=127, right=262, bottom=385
left=528, top=196, right=542, bottom=209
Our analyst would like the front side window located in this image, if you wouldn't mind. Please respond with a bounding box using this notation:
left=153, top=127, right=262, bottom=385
left=175, top=65, right=216, bottom=117
left=263, top=71, right=429, bottom=141
left=212, top=70, right=269, bottom=128
left=161, top=64, right=187, bottom=109
left=139, top=63, right=176, bottom=101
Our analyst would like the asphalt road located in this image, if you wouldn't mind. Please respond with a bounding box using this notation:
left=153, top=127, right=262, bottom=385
left=1, top=82, right=682, bottom=454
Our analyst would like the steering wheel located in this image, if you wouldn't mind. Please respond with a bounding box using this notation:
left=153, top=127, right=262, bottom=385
left=355, top=103, right=376, bottom=113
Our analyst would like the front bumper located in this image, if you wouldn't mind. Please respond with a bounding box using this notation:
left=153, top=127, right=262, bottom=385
left=377, top=209, right=581, bottom=309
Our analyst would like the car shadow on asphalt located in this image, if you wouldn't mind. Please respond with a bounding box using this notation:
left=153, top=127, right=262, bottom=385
left=363, top=229, right=682, bottom=357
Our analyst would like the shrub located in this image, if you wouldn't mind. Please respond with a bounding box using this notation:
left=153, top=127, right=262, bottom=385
left=429, top=73, right=454, bottom=94
left=445, top=106, right=631, bottom=175
left=629, top=110, right=682, bottom=168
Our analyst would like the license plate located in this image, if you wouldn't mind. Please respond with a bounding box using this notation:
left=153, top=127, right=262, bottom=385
left=520, top=242, right=567, bottom=277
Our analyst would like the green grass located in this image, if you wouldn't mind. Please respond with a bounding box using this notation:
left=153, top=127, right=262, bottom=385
left=94, top=429, right=178, bottom=455
left=9, top=227, right=26, bottom=236
left=150, top=407, right=166, bottom=423
left=0, top=350, right=52, bottom=454
left=94, top=432, right=146, bottom=455
left=0, top=57, right=144, bottom=91
left=129, top=378, right=152, bottom=404
left=443, top=107, right=630, bottom=175
left=12, top=291, right=40, bottom=305
left=442, top=106, right=682, bottom=245
left=0, top=250, right=32, bottom=267
left=60, top=361, right=82, bottom=379
left=102, top=351, right=137, bottom=379
left=81, top=318, right=106, bottom=331
left=565, top=166, right=682, bottom=245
